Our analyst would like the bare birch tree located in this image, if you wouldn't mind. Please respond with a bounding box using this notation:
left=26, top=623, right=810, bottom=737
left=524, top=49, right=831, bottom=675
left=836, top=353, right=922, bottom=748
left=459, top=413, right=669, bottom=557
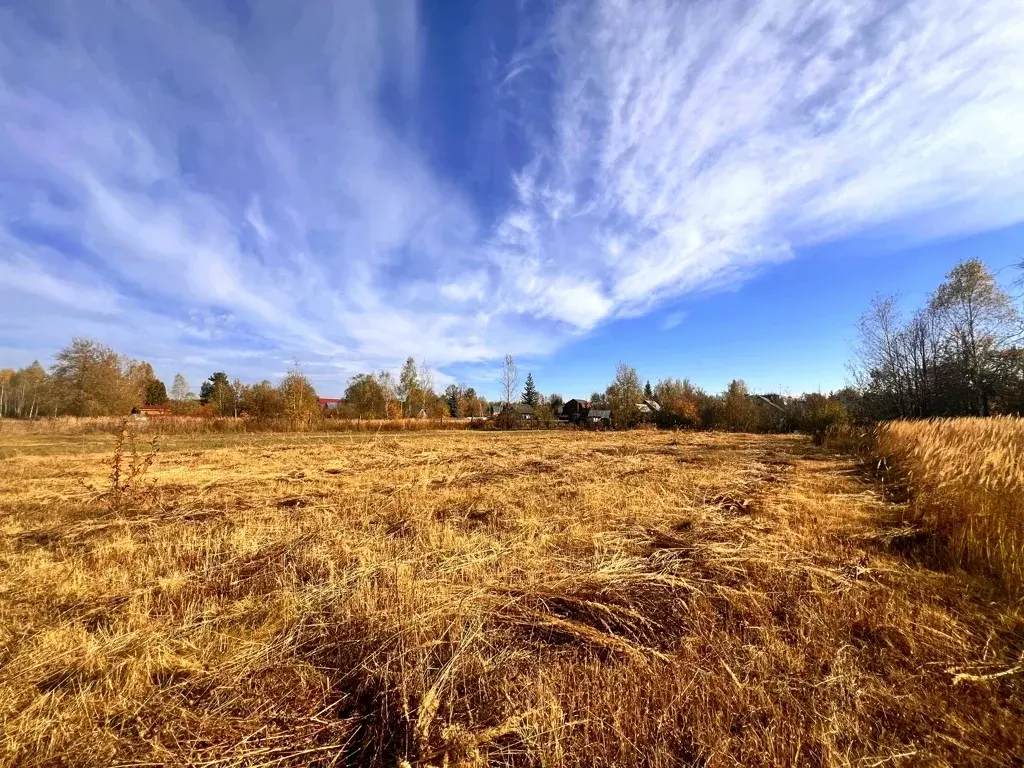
left=499, top=354, right=520, bottom=407
left=0, top=368, right=12, bottom=418
left=170, top=373, right=191, bottom=402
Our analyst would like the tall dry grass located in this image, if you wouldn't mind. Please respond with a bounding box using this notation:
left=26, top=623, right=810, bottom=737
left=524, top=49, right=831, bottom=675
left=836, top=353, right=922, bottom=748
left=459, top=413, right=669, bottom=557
left=1, top=429, right=1021, bottom=766
left=871, top=416, right=1024, bottom=593
left=0, top=415, right=472, bottom=437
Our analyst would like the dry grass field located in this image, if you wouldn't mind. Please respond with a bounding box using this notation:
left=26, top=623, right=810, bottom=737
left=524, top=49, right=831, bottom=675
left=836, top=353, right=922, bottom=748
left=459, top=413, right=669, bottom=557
left=0, top=416, right=473, bottom=437
left=871, top=417, right=1024, bottom=593
left=1, top=426, right=1022, bottom=767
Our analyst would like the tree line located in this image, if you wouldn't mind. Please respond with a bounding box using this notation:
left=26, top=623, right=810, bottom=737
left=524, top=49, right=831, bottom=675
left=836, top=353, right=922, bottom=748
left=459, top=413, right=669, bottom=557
left=850, top=258, right=1023, bottom=419
left=487, top=356, right=850, bottom=435
left=3, top=258, right=1020, bottom=431
left=0, top=338, right=322, bottom=427
left=0, top=343, right=489, bottom=426
left=1, top=339, right=167, bottom=419
left=337, top=357, right=485, bottom=420
left=0, top=338, right=914, bottom=437
left=477, top=259, right=1024, bottom=431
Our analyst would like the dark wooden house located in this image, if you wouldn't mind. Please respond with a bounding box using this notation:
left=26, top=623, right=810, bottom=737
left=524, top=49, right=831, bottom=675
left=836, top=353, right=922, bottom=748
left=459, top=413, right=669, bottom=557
left=561, top=399, right=591, bottom=421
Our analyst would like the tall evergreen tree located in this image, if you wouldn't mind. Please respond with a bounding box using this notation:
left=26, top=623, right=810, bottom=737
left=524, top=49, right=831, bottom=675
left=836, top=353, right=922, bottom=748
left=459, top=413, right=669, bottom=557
left=145, top=378, right=169, bottom=405
left=521, top=373, right=539, bottom=406
left=644, top=380, right=653, bottom=399
left=444, top=384, right=462, bottom=417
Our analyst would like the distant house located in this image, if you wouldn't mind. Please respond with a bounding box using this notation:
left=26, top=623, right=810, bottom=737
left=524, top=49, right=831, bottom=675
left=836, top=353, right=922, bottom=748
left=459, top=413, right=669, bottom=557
left=587, top=409, right=612, bottom=428
left=635, top=399, right=663, bottom=422
left=506, top=403, right=535, bottom=420
left=132, top=404, right=172, bottom=418
left=562, top=399, right=591, bottom=421
left=489, top=403, right=535, bottom=420
left=490, top=402, right=536, bottom=427
left=318, top=398, right=342, bottom=412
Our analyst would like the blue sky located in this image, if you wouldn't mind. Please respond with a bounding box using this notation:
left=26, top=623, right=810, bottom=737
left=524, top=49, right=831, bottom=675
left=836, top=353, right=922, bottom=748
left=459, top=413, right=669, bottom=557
left=1, top=0, right=1023, bottom=400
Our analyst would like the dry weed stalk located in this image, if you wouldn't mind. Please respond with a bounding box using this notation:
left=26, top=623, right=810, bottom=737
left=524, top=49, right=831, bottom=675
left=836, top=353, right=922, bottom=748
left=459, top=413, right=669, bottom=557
left=103, top=417, right=159, bottom=513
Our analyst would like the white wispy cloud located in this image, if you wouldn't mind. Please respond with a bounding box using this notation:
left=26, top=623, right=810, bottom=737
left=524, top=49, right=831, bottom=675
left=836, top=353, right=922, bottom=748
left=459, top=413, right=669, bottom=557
left=0, top=0, right=493, bottom=384
left=0, top=252, right=121, bottom=316
left=662, top=312, right=686, bottom=331
left=0, top=0, right=1022, bottom=391
left=496, top=0, right=1024, bottom=318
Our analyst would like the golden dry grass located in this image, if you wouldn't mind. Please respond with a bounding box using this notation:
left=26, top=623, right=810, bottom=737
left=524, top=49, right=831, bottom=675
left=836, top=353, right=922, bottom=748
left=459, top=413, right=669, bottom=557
left=1, top=428, right=1022, bottom=767
left=0, top=416, right=472, bottom=437
left=872, top=416, right=1024, bottom=593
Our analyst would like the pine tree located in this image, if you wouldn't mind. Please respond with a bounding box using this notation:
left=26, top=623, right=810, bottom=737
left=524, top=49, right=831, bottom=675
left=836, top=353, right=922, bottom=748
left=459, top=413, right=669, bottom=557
left=444, top=384, right=462, bottom=417
left=200, top=372, right=234, bottom=415
left=644, top=380, right=653, bottom=399
left=521, top=373, right=539, bottom=407
left=145, top=378, right=169, bottom=405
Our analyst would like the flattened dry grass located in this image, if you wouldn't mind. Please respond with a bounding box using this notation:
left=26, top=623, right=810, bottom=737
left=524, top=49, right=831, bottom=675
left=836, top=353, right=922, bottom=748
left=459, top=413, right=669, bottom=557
left=872, top=417, right=1024, bottom=593
left=1, top=429, right=1022, bottom=767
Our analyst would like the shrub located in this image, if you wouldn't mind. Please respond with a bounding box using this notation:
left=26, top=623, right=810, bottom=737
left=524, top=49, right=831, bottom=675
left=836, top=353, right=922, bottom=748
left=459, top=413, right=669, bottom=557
left=797, top=395, right=849, bottom=443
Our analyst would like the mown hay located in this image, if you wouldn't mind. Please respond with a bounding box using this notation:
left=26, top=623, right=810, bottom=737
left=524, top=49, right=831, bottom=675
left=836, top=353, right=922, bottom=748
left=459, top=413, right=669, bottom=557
left=1, top=429, right=1021, bottom=767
